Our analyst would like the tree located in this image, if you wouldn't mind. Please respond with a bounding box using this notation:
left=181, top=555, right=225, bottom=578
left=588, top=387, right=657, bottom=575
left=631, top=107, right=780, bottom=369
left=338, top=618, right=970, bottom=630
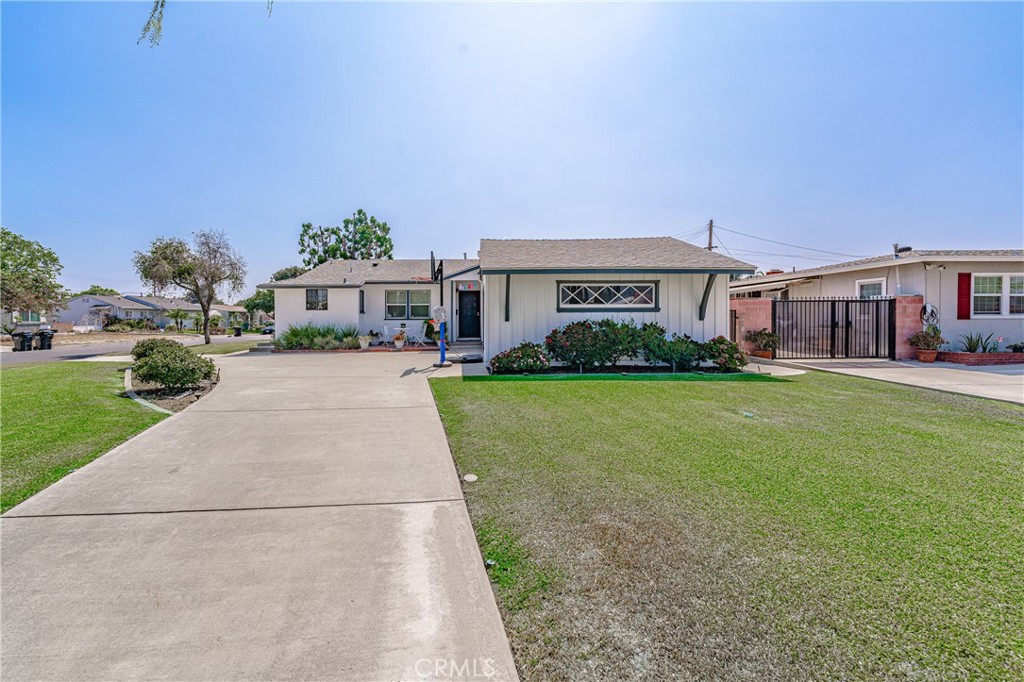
left=140, top=1, right=273, bottom=47
left=73, top=285, right=120, bottom=298
left=239, top=289, right=274, bottom=322
left=0, top=228, right=69, bottom=315
left=189, top=311, right=205, bottom=333
left=298, top=209, right=394, bottom=268
left=166, top=307, right=189, bottom=332
left=271, top=265, right=308, bottom=281
left=133, top=230, right=247, bottom=344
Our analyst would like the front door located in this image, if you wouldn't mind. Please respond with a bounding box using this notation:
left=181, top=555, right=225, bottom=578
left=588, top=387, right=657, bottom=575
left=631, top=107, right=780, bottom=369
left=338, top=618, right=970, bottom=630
left=457, top=290, right=481, bottom=339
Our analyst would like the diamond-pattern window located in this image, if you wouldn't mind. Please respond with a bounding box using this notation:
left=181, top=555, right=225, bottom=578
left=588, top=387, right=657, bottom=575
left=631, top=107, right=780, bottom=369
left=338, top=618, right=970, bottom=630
left=559, top=283, right=657, bottom=310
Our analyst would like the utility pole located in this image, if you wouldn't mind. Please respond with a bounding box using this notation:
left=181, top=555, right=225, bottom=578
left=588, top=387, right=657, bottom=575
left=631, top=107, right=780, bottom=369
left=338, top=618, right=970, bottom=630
left=707, top=219, right=714, bottom=250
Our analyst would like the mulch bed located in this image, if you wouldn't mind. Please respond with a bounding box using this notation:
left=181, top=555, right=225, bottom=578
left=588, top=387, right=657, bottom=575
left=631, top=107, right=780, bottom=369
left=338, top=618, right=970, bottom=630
left=131, top=374, right=219, bottom=412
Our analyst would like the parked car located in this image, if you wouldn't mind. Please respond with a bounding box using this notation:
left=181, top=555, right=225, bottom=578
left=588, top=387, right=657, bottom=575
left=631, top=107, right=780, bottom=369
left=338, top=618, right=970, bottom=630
left=261, top=324, right=275, bottom=335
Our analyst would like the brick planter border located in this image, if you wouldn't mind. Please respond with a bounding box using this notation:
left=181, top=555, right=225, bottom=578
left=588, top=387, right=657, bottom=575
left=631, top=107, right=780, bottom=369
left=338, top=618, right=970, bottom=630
left=936, top=351, right=1024, bottom=366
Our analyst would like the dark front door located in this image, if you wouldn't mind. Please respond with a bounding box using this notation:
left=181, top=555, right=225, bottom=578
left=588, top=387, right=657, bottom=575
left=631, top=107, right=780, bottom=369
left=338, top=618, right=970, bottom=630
left=457, top=290, right=481, bottom=338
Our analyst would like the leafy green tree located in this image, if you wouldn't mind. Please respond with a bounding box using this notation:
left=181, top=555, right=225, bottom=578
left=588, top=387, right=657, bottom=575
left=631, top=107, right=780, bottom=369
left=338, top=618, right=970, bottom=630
left=0, top=228, right=69, bottom=315
left=133, top=230, right=247, bottom=344
left=189, top=311, right=205, bottom=333
left=271, top=265, right=308, bottom=281
left=73, top=285, right=120, bottom=298
left=166, top=307, right=189, bottom=332
left=298, top=209, right=394, bottom=267
left=239, top=289, right=275, bottom=320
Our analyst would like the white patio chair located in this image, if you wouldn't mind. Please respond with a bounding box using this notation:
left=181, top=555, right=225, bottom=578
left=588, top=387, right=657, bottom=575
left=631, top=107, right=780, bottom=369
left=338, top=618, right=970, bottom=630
left=379, top=325, right=394, bottom=349
left=406, top=322, right=429, bottom=347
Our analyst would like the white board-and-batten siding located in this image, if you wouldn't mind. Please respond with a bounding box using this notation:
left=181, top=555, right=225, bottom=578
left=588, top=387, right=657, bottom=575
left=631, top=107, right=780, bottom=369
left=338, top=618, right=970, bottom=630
left=482, top=272, right=730, bottom=360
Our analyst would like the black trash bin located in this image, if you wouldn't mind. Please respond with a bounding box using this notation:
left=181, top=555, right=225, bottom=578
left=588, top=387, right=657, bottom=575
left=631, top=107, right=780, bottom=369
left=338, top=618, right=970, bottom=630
left=233, top=326, right=242, bottom=337
left=11, top=331, right=33, bottom=352
left=34, top=329, right=55, bottom=350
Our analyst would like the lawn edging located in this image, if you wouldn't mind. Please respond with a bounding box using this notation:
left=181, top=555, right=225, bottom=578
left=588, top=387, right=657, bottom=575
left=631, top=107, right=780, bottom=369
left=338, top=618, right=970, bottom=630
left=123, top=367, right=174, bottom=415
left=463, top=372, right=780, bottom=382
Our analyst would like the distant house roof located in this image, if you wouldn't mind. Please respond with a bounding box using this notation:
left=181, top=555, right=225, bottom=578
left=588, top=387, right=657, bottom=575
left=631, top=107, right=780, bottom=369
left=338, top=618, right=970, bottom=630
left=478, top=237, right=754, bottom=273
left=80, top=294, right=155, bottom=311
left=257, top=258, right=479, bottom=289
left=212, top=304, right=246, bottom=313
left=124, top=295, right=201, bottom=312
left=730, top=249, right=1024, bottom=292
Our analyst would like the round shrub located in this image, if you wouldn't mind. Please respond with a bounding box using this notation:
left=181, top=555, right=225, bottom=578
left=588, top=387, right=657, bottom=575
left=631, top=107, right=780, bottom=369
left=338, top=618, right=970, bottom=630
left=134, top=345, right=216, bottom=390
left=595, top=319, right=643, bottom=366
left=131, top=338, right=183, bottom=361
left=544, top=321, right=607, bottom=371
left=490, top=342, right=550, bottom=374
left=702, top=336, right=747, bottom=371
left=644, top=333, right=703, bottom=372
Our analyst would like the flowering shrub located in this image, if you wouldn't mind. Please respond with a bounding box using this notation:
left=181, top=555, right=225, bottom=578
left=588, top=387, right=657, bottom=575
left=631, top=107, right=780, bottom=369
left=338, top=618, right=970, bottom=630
left=489, top=341, right=550, bottom=374
left=702, top=336, right=747, bottom=371
left=545, top=321, right=607, bottom=371
left=644, top=333, right=703, bottom=372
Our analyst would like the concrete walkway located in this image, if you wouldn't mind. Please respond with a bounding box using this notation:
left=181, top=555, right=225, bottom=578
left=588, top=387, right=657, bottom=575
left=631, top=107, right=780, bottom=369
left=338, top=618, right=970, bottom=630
left=784, top=358, right=1024, bottom=404
left=1, top=352, right=516, bottom=681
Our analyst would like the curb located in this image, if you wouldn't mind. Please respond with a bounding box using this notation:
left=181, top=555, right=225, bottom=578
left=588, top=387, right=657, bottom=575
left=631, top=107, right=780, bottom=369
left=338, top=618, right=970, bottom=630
left=124, top=367, right=173, bottom=415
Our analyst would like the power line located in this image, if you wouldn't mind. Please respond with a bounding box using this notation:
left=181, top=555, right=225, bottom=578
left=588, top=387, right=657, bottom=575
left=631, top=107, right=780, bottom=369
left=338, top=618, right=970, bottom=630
left=713, top=233, right=734, bottom=258
left=728, top=249, right=847, bottom=262
left=713, top=225, right=867, bottom=258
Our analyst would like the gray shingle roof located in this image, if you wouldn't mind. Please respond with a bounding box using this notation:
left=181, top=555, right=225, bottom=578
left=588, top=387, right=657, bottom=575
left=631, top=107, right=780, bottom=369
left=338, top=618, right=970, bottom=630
left=478, top=237, right=754, bottom=272
left=125, top=295, right=202, bottom=312
left=80, top=295, right=155, bottom=310
left=731, top=249, right=1024, bottom=288
left=259, top=259, right=479, bottom=288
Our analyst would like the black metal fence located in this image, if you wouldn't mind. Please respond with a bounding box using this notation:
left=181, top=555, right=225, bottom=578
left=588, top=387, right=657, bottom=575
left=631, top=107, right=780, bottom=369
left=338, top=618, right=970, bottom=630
left=772, top=298, right=896, bottom=360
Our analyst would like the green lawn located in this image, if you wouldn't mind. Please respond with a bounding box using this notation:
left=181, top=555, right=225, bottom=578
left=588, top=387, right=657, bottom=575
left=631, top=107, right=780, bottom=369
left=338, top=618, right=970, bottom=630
left=1, top=362, right=166, bottom=512
left=431, top=372, right=1024, bottom=681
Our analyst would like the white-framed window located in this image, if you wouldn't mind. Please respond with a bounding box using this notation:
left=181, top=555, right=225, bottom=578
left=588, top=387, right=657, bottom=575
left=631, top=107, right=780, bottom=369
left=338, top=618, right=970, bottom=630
left=305, top=288, right=328, bottom=311
left=855, top=277, right=886, bottom=299
left=557, top=281, right=659, bottom=311
left=18, top=311, right=41, bottom=323
left=385, top=289, right=431, bottom=319
left=972, top=274, right=1024, bottom=317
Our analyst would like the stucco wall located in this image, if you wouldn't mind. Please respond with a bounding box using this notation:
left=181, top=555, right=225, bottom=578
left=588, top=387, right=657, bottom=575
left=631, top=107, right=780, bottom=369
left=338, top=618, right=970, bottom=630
left=482, top=272, right=730, bottom=360
left=273, top=287, right=361, bottom=334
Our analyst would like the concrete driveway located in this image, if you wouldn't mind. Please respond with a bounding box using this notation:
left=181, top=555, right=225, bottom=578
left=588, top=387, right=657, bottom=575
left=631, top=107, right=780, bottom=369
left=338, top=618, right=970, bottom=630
left=1, top=352, right=517, bottom=681
left=786, top=358, right=1024, bottom=404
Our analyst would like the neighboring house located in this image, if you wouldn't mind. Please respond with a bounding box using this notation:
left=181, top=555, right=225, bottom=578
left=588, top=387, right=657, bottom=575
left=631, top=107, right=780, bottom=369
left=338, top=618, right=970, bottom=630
left=1, top=309, right=47, bottom=330
left=729, top=249, right=1024, bottom=342
left=56, top=295, right=248, bottom=330
left=54, top=295, right=161, bottom=329
left=260, top=237, right=755, bottom=360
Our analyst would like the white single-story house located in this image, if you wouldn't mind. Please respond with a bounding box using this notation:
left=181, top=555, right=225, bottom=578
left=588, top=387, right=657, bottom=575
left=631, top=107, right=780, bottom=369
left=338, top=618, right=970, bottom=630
left=260, top=237, right=755, bottom=360
left=729, top=249, right=1024, bottom=343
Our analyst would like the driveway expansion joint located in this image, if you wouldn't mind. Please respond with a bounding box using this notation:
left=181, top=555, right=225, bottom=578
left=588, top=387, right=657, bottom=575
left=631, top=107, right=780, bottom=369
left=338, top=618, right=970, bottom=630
left=2, top=497, right=466, bottom=519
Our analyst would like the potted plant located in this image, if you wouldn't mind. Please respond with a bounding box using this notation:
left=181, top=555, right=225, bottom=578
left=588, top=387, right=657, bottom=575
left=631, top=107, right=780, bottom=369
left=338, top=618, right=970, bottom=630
left=743, top=328, right=780, bottom=359
left=907, top=327, right=945, bottom=362
left=393, top=329, right=407, bottom=350
left=357, top=334, right=373, bottom=350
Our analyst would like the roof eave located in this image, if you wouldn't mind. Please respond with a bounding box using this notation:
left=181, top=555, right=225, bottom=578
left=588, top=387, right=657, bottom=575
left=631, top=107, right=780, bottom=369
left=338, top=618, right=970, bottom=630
left=480, top=266, right=756, bottom=275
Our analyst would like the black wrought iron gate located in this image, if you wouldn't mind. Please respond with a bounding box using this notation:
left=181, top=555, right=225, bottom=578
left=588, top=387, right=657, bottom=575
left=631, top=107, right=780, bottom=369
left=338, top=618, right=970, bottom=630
left=772, top=298, right=896, bottom=359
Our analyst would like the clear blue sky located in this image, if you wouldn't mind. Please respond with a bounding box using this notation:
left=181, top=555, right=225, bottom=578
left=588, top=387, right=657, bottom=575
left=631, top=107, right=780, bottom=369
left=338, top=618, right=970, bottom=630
left=3, top=1, right=1022, bottom=298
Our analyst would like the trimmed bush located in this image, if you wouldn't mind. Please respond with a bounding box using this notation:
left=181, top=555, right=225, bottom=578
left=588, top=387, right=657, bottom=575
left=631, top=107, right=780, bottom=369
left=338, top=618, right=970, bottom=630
left=131, top=338, right=183, bottom=361
left=644, top=333, right=703, bottom=372
left=545, top=321, right=607, bottom=372
left=134, top=345, right=216, bottom=390
left=490, top=342, right=550, bottom=374
left=702, top=336, right=747, bottom=371
left=596, top=319, right=643, bottom=366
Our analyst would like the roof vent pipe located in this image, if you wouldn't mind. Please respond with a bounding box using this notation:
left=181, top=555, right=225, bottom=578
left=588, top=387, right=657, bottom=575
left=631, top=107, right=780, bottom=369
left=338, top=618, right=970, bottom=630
left=893, top=243, right=913, bottom=259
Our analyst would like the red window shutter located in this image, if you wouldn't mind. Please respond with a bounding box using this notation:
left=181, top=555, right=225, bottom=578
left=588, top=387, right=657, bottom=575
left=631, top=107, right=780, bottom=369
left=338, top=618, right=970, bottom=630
left=957, top=273, right=971, bottom=320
